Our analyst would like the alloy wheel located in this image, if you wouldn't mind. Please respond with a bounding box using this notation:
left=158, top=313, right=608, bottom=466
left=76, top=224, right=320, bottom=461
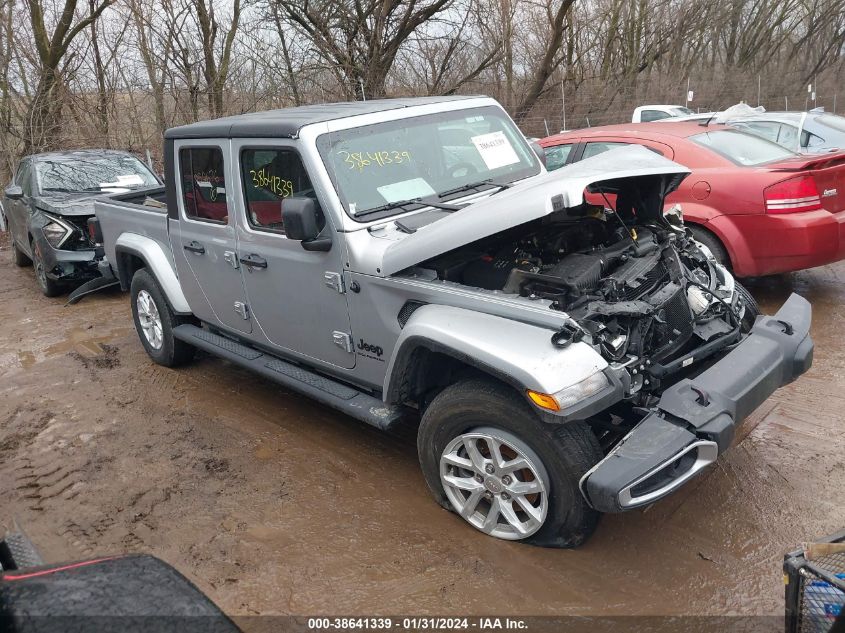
left=439, top=426, right=549, bottom=540
left=136, top=289, right=164, bottom=350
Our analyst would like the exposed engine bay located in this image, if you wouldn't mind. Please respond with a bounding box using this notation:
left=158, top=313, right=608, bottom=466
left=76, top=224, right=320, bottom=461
left=420, top=204, right=746, bottom=399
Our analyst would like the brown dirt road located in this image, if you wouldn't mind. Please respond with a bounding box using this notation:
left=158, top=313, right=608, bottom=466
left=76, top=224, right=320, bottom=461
left=0, top=231, right=842, bottom=617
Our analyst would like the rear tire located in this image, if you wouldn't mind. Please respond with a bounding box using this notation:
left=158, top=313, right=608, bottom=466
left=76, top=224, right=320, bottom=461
left=130, top=268, right=196, bottom=367
left=417, top=378, right=603, bottom=548
left=11, top=240, right=32, bottom=267
left=689, top=225, right=730, bottom=270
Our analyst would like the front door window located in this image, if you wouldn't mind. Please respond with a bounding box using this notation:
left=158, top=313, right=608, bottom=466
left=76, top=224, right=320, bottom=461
left=240, top=148, right=321, bottom=234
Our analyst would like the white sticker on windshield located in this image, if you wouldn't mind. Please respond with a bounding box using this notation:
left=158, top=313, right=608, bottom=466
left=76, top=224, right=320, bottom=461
left=100, top=174, right=145, bottom=190
left=471, top=131, right=520, bottom=170
left=377, top=178, right=436, bottom=203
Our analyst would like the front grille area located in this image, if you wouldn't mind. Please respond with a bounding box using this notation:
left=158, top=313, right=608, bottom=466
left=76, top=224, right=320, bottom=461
left=664, top=287, right=693, bottom=337
left=648, top=285, right=695, bottom=360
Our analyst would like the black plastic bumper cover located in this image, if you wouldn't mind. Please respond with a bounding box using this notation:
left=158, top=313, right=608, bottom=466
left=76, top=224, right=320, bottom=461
left=581, top=292, right=813, bottom=513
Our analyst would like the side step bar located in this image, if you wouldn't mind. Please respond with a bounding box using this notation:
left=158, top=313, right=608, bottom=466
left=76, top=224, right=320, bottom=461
left=173, top=324, right=405, bottom=431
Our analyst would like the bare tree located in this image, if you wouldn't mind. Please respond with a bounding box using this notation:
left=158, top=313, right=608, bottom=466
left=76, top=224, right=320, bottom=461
left=512, top=0, right=575, bottom=122
left=191, top=0, right=241, bottom=117
left=24, top=0, right=115, bottom=152
left=0, top=0, right=844, bottom=177
left=271, top=0, right=454, bottom=99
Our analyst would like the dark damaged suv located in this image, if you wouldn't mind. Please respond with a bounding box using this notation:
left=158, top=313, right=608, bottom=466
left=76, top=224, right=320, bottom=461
left=2, top=150, right=160, bottom=296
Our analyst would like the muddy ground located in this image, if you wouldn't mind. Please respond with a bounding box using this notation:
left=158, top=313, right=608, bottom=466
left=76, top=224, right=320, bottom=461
left=0, top=231, right=842, bottom=618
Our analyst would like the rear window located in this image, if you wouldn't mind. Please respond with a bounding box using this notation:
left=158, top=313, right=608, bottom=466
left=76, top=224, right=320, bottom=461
left=641, top=110, right=672, bottom=122
left=690, top=129, right=796, bottom=166
left=583, top=142, right=630, bottom=160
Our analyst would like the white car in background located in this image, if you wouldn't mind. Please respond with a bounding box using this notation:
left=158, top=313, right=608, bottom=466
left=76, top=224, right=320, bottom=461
left=632, top=105, right=696, bottom=122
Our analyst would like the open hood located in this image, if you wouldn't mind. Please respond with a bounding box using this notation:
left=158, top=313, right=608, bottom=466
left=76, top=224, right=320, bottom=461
left=380, top=145, right=690, bottom=276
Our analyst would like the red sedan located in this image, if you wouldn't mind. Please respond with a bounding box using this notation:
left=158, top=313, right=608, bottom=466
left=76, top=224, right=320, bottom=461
left=540, top=122, right=845, bottom=277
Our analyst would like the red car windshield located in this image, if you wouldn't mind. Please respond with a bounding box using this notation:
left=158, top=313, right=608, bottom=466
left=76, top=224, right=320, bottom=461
left=690, top=129, right=796, bottom=166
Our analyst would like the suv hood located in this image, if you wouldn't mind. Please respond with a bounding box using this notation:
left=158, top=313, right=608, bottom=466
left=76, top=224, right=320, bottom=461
left=378, top=145, right=690, bottom=276
left=35, top=192, right=105, bottom=217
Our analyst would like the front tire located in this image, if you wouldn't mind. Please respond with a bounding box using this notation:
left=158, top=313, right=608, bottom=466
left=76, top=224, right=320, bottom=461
left=130, top=268, right=196, bottom=367
left=735, top=281, right=760, bottom=333
left=31, top=242, right=63, bottom=297
left=417, top=379, right=603, bottom=548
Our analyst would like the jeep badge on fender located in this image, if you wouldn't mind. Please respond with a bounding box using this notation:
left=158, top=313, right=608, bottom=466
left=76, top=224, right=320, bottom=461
left=357, top=339, right=383, bottom=357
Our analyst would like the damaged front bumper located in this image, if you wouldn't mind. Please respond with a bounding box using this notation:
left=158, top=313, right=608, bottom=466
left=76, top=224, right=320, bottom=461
left=32, top=229, right=100, bottom=283
left=580, top=292, right=813, bottom=513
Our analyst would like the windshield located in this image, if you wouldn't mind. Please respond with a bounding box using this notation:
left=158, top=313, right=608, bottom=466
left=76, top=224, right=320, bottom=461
left=316, top=106, right=541, bottom=220
left=690, top=129, right=796, bottom=166
left=672, top=107, right=694, bottom=116
left=36, top=154, right=159, bottom=194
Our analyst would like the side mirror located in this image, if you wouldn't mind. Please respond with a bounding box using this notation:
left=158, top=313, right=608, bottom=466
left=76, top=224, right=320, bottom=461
left=282, top=198, right=331, bottom=252
left=529, top=141, right=547, bottom=168
left=4, top=185, right=23, bottom=200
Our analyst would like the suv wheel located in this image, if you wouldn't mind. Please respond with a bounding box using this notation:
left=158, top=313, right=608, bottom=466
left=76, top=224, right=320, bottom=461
left=31, top=242, right=63, bottom=297
left=130, top=268, right=196, bottom=367
left=735, top=282, right=760, bottom=333
left=11, top=240, right=32, bottom=268
left=417, top=379, right=603, bottom=548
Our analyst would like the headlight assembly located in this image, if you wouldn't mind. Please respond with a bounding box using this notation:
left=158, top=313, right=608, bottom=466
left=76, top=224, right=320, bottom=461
left=554, top=371, right=611, bottom=408
left=41, top=216, right=73, bottom=248
left=528, top=371, right=611, bottom=412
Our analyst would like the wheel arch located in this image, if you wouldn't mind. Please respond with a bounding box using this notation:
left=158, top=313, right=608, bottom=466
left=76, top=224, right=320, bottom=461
left=686, top=217, right=756, bottom=277
left=384, top=337, right=523, bottom=408
left=115, top=233, right=191, bottom=314
left=383, top=304, right=610, bottom=412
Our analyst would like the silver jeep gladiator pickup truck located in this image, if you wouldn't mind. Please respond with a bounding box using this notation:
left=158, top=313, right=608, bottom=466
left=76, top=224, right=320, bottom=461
left=93, top=96, right=813, bottom=547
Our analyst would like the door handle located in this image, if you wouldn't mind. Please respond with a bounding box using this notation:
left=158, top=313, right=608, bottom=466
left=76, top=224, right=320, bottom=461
left=183, top=240, right=205, bottom=254
left=239, top=254, right=268, bottom=269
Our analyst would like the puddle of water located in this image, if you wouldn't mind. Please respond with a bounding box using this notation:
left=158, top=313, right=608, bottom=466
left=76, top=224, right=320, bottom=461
left=44, top=326, right=134, bottom=357
left=254, top=445, right=275, bottom=460
left=17, top=351, right=35, bottom=369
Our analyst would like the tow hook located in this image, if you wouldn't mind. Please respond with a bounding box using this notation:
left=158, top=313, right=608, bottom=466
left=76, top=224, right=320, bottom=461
left=690, top=386, right=710, bottom=407
left=551, top=323, right=584, bottom=348
left=775, top=319, right=794, bottom=335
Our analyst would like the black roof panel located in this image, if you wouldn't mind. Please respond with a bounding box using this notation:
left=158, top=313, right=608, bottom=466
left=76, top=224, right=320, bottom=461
left=26, top=149, right=137, bottom=161
left=164, top=96, right=482, bottom=140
